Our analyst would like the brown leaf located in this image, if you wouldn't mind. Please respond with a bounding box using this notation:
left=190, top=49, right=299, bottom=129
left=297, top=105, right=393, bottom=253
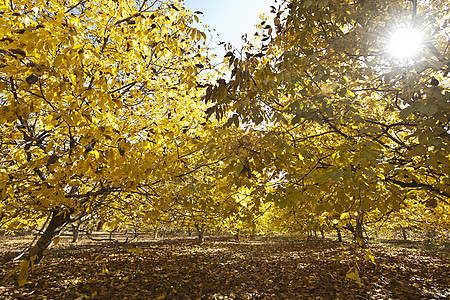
left=47, top=154, right=59, bottom=166
left=26, top=74, right=39, bottom=85
left=9, top=48, right=26, bottom=57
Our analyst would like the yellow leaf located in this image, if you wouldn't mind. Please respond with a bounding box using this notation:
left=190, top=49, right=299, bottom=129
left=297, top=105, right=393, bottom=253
left=2, top=265, right=20, bottom=283
left=364, top=249, right=375, bottom=264
left=91, top=150, right=100, bottom=160
left=345, top=267, right=362, bottom=287
left=155, top=292, right=167, bottom=299
left=56, top=210, right=65, bottom=217
left=101, top=262, right=109, bottom=274
left=18, top=260, right=30, bottom=286
left=340, top=212, right=349, bottom=220
left=30, top=255, right=38, bottom=271
left=52, top=236, right=61, bottom=246
left=7, top=220, right=20, bottom=230
left=356, top=237, right=364, bottom=246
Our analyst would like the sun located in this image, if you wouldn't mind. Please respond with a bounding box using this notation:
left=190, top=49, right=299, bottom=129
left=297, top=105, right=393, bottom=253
left=387, top=27, right=424, bottom=59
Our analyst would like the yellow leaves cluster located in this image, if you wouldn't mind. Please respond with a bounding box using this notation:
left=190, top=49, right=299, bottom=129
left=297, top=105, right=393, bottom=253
left=196, top=0, right=449, bottom=239
left=0, top=0, right=217, bottom=231
left=1, top=0, right=448, bottom=245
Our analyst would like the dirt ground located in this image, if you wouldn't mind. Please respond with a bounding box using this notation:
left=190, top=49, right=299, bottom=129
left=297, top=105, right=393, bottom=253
left=0, top=234, right=449, bottom=299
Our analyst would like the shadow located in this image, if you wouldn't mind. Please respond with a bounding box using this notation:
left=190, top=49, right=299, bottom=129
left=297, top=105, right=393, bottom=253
left=375, top=239, right=450, bottom=257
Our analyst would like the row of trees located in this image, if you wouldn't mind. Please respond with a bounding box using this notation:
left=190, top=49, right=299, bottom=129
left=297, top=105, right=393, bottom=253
left=1, top=0, right=449, bottom=277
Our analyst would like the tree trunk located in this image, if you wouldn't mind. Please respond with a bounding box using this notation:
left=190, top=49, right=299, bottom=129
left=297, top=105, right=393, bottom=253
left=153, top=224, right=159, bottom=239
left=320, top=229, right=325, bottom=240
left=425, top=228, right=436, bottom=243
left=96, top=219, right=105, bottom=231
left=250, top=224, right=256, bottom=238
left=402, top=227, right=408, bottom=241
left=72, top=223, right=79, bottom=243
left=335, top=226, right=342, bottom=243
left=355, top=211, right=365, bottom=245
left=195, top=224, right=204, bottom=244
left=27, top=210, right=71, bottom=264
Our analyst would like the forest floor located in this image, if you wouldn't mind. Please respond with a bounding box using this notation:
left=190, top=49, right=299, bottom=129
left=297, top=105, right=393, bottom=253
left=0, top=234, right=449, bottom=299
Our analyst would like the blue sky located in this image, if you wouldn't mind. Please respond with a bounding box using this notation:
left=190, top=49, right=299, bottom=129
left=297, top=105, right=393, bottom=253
left=184, top=0, right=275, bottom=50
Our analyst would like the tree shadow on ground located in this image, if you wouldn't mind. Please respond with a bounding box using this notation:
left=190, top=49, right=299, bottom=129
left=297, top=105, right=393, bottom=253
left=0, top=235, right=448, bottom=299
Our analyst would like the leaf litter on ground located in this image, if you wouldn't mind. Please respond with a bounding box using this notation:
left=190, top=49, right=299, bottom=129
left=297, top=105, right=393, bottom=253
left=0, top=235, right=448, bottom=299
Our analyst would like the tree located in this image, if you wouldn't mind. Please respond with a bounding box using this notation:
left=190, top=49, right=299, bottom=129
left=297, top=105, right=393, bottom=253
left=203, top=0, right=449, bottom=242
left=0, top=0, right=214, bottom=271
left=2, top=0, right=449, bottom=286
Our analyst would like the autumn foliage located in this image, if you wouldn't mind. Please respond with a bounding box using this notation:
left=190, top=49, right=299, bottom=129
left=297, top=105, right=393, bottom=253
left=0, top=0, right=449, bottom=294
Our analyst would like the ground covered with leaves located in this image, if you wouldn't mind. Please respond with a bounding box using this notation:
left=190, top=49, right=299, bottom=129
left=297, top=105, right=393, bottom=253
left=0, top=235, right=449, bottom=299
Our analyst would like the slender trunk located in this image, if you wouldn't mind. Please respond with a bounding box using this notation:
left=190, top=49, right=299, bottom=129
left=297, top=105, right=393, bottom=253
left=250, top=225, right=256, bottom=237
left=153, top=224, right=159, bottom=239
left=355, top=211, right=365, bottom=245
left=425, top=229, right=435, bottom=243
left=72, top=223, right=79, bottom=243
left=195, top=224, right=204, bottom=244
left=402, top=227, right=408, bottom=241
left=27, top=210, right=71, bottom=264
left=96, top=219, right=105, bottom=231
left=320, top=229, right=325, bottom=240
left=335, top=226, right=342, bottom=243
left=234, top=229, right=240, bottom=241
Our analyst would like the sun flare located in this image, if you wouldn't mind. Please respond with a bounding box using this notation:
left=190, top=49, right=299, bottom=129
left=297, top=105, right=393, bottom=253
left=388, top=28, right=423, bottom=59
